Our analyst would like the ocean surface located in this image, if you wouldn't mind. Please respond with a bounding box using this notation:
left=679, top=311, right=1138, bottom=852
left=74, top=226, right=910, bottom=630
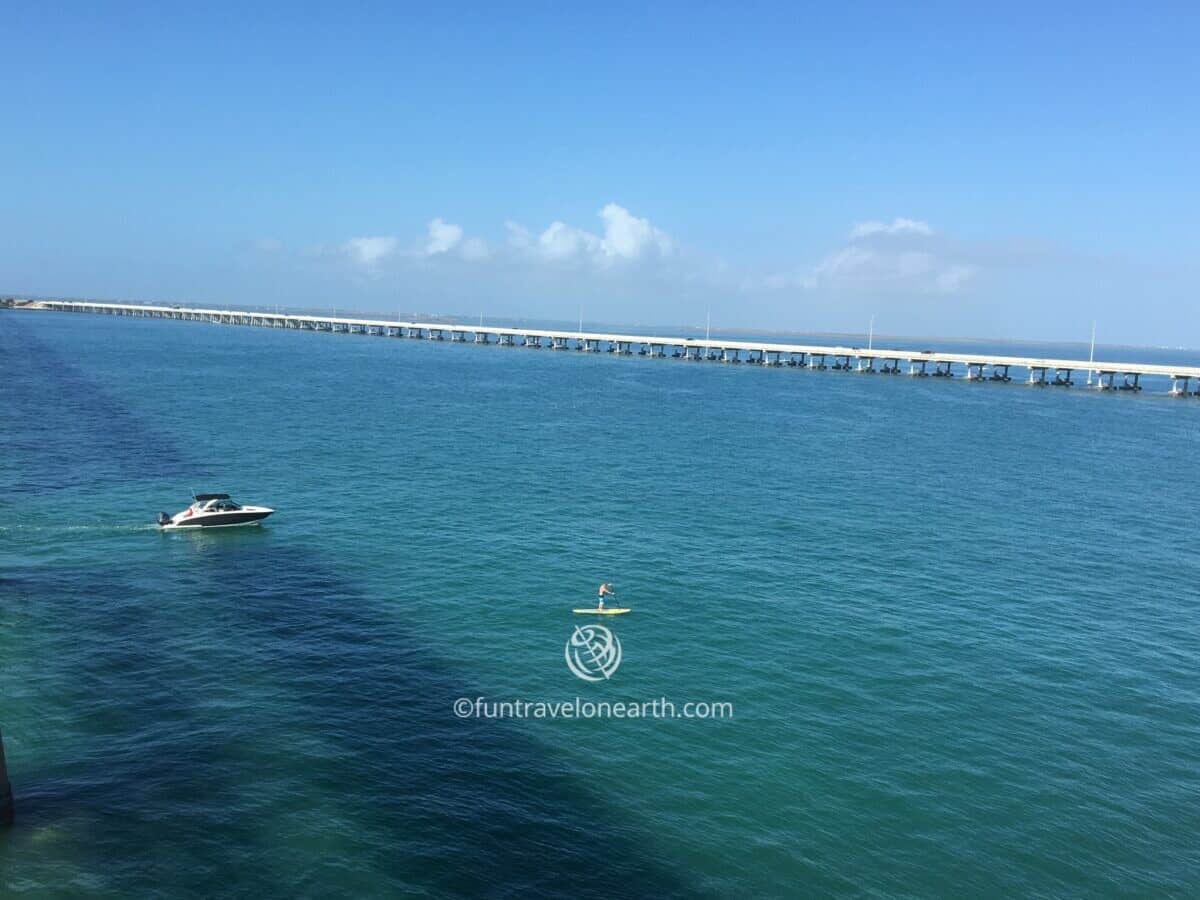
left=2, top=309, right=1199, bottom=898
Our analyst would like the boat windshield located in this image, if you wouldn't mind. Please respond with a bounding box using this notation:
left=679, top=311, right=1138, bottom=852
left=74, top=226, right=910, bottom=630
left=205, top=499, right=241, bottom=511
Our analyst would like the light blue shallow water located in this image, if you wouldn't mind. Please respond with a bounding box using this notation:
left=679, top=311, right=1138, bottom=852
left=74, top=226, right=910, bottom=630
left=2, top=310, right=1199, bottom=897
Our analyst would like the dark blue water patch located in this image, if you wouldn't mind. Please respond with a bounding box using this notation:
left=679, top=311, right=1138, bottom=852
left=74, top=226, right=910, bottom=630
left=0, top=314, right=194, bottom=495
left=0, top=546, right=705, bottom=899
left=181, top=537, right=705, bottom=898
left=0, top=562, right=270, bottom=897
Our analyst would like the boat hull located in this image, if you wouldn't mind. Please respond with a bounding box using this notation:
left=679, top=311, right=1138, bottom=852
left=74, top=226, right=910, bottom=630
left=161, top=510, right=273, bottom=529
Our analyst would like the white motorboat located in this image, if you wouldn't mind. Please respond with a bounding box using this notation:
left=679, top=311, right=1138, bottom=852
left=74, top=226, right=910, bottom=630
left=158, top=493, right=274, bottom=529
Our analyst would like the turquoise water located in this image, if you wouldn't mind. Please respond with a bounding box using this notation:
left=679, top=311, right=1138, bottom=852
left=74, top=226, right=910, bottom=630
left=3, top=310, right=1199, bottom=897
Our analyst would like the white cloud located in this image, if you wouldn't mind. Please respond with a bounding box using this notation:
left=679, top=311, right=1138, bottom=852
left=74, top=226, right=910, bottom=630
left=812, top=245, right=879, bottom=280
left=825, top=248, right=937, bottom=281
left=342, top=236, right=399, bottom=266
left=459, top=237, right=490, bottom=261
left=850, top=218, right=933, bottom=239
left=508, top=204, right=674, bottom=265
left=537, top=220, right=602, bottom=260
left=757, top=218, right=976, bottom=295
left=813, top=218, right=975, bottom=293
left=597, top=203, right=674, bottom=259
left=325, top=205, right=674, bottom=274
left=424, top=218, right=463, bottom=256
left=933, top=264, right=977, bottom=293
left=325, top=210, right=972, bottom=302
left=504, top=220, right=532, bottom=249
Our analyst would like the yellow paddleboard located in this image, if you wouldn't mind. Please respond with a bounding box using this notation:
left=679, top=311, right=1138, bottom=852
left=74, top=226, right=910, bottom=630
left=572, top=608, right=631, bottom=615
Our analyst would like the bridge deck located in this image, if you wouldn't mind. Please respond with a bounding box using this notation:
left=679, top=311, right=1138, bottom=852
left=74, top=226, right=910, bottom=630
left=18, top=300, right=1200, bottom=389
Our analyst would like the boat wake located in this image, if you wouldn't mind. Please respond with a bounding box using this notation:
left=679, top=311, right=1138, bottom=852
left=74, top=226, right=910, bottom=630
left=0, top=523, right=161, bottom=536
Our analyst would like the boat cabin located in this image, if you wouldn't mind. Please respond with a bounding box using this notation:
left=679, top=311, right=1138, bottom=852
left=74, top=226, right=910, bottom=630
left=192, top=493, right=242, bottom=512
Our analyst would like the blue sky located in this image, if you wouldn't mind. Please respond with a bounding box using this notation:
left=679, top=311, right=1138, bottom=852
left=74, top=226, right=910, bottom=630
left=4, top=3, right=1198, bottom=343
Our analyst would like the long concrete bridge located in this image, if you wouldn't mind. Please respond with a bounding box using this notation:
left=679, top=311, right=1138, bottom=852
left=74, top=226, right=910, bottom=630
left=17, top=299, right=1200, bottom=397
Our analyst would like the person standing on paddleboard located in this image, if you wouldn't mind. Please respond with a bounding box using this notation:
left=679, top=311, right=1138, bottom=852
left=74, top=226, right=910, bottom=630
left=597, top=582, right=614, bottom=610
